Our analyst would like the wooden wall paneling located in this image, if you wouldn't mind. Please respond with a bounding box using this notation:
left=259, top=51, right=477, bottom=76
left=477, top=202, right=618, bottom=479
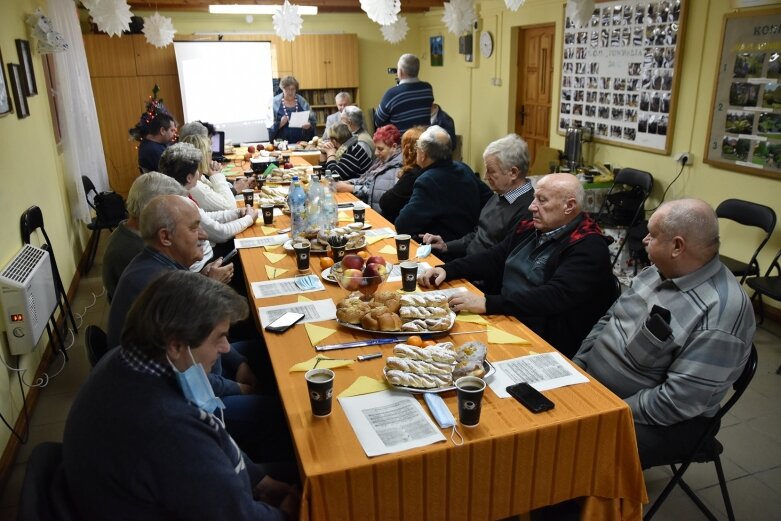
left=132, top=35, right=178, bottom=76
left=136, top=75, right=184, bottom=125
left=328, top=34, right=359, bottom=87
left=292, top=35, right=329, bottom=88
left=83, top=34, right=136, bottom=77
left=268, top=35, right=294, bottom=77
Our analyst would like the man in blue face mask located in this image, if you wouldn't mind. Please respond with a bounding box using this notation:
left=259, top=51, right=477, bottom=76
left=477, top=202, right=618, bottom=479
left=64, top=271, right=300, bottom=520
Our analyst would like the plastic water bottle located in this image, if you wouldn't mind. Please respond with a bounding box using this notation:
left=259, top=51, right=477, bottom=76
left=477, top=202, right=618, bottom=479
left=306, top=173, right=324, bottom=233
left=288, top=176, right=307, bottom=239
left=321, top=172, right=338, bottom=229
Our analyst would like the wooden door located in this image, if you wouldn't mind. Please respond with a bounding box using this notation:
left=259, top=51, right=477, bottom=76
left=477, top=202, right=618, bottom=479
left=292, top=35, right=328, bottom=88
left=515, top=25, right=555, bottom=164
left=326, top=34, right=359, bottom=88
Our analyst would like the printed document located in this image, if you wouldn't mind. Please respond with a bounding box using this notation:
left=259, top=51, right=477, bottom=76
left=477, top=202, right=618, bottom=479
left=252, top=277, right=324, bottom=299
left=258, top=298, right=336, bottom=328
left=235, top=235, right=289, bottom=249
left=489, top=352, right=589, bottom=398
left=288, top=110, right=311, bottom=128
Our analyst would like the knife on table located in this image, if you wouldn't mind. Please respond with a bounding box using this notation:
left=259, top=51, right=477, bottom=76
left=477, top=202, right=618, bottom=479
left=315, top=329, right=488, bottom=352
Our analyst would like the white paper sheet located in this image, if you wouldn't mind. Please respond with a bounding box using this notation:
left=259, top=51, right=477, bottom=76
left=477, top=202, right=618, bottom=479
left=258, top=298, right=336, bottom=328
left=338, top=390, right=446, bottom=457
left=489, top=352, right=589, bottom=398
left=252, top=276, right=325, bottom=299
left=364, top=226, right=395, bottom=238
left=288, top=110, right=311, bottom=128
left=234, top=235, right=289, bottom=249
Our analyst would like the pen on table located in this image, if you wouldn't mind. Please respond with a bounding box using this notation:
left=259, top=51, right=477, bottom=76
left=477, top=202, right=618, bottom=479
left=357, top=353, right=382, bottom=361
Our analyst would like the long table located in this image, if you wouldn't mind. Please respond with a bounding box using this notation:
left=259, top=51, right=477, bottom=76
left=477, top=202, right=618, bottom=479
left=237, top=193, right=647, bottom=521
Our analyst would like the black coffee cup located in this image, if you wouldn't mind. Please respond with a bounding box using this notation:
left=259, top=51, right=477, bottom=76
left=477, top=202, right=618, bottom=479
left=242, top=189, right=254, bottom=207
left=331, top=244, right=346, bottom=263
left=294, top=240, right=311, bottom=272
left=456, top=376, right=486, bottom=427
left=395, top=234, right=411, bottom=261
left=353, top=207, right=366, bottom=224
left=261, top=204, right=275, bottom=225
left=305, top=368, right=334, bottom=417
left=400, top=261, right=418, bottom=292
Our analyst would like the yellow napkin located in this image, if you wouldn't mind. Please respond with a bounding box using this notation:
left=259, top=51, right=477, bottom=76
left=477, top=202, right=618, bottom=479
left=378, top=245, right=397, bottom=255
left=366, top=234, right=392, bottom=245
left=338, top=376, right=391, bottom=398
left=265, top=265, right=288, bottom=279
left=456, top=313, right=489, bottom=325
left=338, top=211, right=352, bottom=222
left=265, top=243, right=282, bottom=251
left=305, top=323, right=336, bottom=345
left=487, top=325, right=530, bottom=345
left=298, top=295, right=312, bottom=303
left=289, top=355, right=354, bottom=372
left=263, top=252, right=287, bottom=264
left=260, top=226, right=278, bottom=235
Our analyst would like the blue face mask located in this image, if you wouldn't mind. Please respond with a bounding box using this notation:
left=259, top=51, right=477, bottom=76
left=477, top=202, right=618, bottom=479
left=168, top=347, right=225, bottom=415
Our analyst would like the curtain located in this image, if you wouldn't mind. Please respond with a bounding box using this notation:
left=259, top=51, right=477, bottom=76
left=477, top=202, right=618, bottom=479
left=47, top=0, right=108, bottom=223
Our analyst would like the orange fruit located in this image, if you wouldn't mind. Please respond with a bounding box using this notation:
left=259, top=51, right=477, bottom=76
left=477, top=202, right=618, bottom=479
left=406, top=335, right=423, bottom=347
left=422, top=340, right=437, bottom=347
left=357, top=251, right=370, bottom=260
left=319, top=257, right=334, bottom=269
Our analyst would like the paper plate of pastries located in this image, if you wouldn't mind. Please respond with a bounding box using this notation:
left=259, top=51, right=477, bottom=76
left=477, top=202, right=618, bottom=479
left=335, top=292, right=456, bottom=334
left=383, top=341, right=493, bottom=393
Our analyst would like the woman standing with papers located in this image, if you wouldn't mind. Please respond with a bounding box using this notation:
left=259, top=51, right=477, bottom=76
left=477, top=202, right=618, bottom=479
left=268, top=76, right=316, bottom=143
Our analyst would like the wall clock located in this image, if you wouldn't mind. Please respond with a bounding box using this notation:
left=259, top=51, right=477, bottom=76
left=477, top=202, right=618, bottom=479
left=479, top=30, right=494, bottom=58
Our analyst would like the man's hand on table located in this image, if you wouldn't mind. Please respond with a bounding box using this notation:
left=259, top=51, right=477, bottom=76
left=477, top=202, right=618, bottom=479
left=421, top=233, right=447, bottom=253
left=204, top=258, right=233, bottom=284
left=448, top=292, right=486, bottom=314
left=418, top=267, right=447, bottom=288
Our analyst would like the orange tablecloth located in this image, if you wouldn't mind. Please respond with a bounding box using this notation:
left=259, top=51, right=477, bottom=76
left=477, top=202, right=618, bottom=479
left=237, top=196, right=647, bottom=521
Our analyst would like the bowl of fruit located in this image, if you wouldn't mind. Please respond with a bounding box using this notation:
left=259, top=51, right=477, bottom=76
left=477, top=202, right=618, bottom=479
left=331, top=254, right=392, bottom=298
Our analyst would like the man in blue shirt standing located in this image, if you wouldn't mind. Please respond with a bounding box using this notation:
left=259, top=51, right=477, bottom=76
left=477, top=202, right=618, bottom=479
left=374, top=54, right=434, bottom=133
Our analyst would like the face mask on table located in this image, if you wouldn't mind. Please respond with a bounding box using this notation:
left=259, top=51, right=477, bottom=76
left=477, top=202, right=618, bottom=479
left=168, top=347, right=225, bottom=415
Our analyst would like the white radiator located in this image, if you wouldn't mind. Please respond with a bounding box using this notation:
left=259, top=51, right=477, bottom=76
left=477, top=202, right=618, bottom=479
left=0, top=245, right=58, bottom=355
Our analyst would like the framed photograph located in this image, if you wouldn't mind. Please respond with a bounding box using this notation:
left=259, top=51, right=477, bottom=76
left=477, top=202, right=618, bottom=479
left=8, top=63, right=29, bottom=119
left=557, top=0, right=688, bottom=155
left=430, top=36, right=443, bottom=67
left=0, top=49, right=11, bottom=117
left=704, top=8, right=781, bottom=181
left=16, top=39, right=37, bottom=97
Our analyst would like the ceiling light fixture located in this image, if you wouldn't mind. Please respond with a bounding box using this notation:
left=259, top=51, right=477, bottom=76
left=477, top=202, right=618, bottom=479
left=209, top=4, right=318, bottom=15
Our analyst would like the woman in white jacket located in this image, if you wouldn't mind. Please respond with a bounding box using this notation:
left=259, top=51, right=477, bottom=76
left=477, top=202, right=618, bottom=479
left=158, top=143, right=257, bottom=250
left=180, top=134, right=251, bottom=212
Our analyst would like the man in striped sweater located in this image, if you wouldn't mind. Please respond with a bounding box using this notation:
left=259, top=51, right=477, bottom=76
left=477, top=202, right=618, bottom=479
left=574, top=199, right=755, bottom=469
left=374, top=54, right=434, bottom=133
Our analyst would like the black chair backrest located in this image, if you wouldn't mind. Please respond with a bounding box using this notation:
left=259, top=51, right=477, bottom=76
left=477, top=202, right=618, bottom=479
left=18, top=441, right=78, bottom=521
left=85, top=325, right=109, bottom=367
left=615, top=167, right=654, bottom=194
left=716, top=199, right=776, bottom=234
left=20, top=205, right=49, bottom=246
left=713, top=344, right=758, bottom=423
left=81, top=176, right=98, bottom=211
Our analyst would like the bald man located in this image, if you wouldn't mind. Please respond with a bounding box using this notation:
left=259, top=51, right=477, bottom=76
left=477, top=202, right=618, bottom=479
left=419, top=173, right=617, bottom=357
left=574, top=199, right=755, bottom=468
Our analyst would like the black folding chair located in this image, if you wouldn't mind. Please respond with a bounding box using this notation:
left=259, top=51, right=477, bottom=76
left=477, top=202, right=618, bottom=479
left=595, top=168, right=654, bottom=268
left=20, top=206, right=78, bottom=355
left=85, top=324, right=109, bottom=368
left=81, top=176, right=126, bottom=274
left=746, top=246, right=781, bottom=327
left=715, top=199, right=776, bottom=284
left=644, top=344, right=758, bottom=521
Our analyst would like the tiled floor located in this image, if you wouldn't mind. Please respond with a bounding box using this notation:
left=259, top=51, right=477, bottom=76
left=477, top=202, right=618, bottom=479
left=1, top=240, right=780, bottom=520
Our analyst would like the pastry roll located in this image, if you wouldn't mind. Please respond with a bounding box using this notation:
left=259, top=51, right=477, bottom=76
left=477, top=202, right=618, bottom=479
left=385, top=357, right=453, bottom=375
left=393, top=344, right=457, bottom=364
left=385, top=369, right=452, bottom=389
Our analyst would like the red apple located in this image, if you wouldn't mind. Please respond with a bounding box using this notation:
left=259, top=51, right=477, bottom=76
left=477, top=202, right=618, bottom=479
left=340, top=268, right=363, bottom=291
left=342, top=254, right=364, bottom=270
left=248, top=145, right=256, bottom=154
left=363, top=263, right=388, bottom=278
left=366, top=256, right=386, bottom=267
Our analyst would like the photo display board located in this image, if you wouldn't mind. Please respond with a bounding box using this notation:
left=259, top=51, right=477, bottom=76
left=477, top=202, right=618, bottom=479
left=704, top=8, right=781, bottom=181
left=558, top=0, right=686, bottom=154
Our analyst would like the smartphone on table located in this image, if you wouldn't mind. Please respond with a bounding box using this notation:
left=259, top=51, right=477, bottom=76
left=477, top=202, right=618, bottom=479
left=506, top=382, right=555, bottom=413
left=265, top=312, right=305, bottom=333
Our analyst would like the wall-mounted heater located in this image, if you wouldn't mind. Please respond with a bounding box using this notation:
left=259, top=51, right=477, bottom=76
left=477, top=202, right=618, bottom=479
left=0, top=244, right=57, bottom=355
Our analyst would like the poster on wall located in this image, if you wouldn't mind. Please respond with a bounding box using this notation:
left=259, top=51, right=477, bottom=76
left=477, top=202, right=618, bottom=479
left=558, top=0, right=687, bottom=155
left=704, top=8, right=781, bottom=181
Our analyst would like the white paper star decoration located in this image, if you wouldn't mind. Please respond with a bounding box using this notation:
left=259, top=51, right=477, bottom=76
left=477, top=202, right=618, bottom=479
left=380, top=16, right=408, bottom=44
left=89, top=0, right=133, bottom=38
left=566, top=0, right=596, bottom=28
left=360, top=0, right=400, bottom=26
left=504, top=0, right=526, bottom=11
left=26, top=8, right=69, bottom=53
left=442, top=0, right=476, bottom=36
left=273, top=1, right=303, bottom=42
left=143, top=12, right=176, bottom=48
left=81, top=0, right=102, bottom=11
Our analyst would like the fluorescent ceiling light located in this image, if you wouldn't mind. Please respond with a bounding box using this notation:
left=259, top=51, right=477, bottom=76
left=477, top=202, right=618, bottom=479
left=209, top=4, right=318, bottom=15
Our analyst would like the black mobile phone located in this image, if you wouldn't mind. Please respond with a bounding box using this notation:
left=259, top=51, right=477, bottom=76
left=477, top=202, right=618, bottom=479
left=646, top=313, right=672, bottom=341
left=265, top=312, right=305, bottom=333
left=221, top=249, right=238, bottom=264
left=506, top=382, right=555, bottom=413
left=650, top=304, right=671, bottom=324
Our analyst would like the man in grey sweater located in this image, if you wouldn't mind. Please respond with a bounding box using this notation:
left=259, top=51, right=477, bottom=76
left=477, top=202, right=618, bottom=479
left=574, top=199, right=756, bottom=468
left=421, top=133, right=534, bottom=261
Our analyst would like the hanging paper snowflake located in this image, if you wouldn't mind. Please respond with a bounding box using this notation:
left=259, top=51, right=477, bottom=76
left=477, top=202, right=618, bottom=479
left=360, top=0, right=400, bottom=26
left=442, top=0, right=476, bottom=36
left=26, top=9, right=69, bottom=53
left=380, top=16, right=408, bottom=44
left=81, top=0, right=102, bottom=11
left=566, top=0, right=596, bottom=28
left=504, top=0, right=526, bottom=11
left=273, top=1, right=303, bottom=42
left=89, top=0, right=133, bottom=37
left=143, top=12, right=176, bottom=48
